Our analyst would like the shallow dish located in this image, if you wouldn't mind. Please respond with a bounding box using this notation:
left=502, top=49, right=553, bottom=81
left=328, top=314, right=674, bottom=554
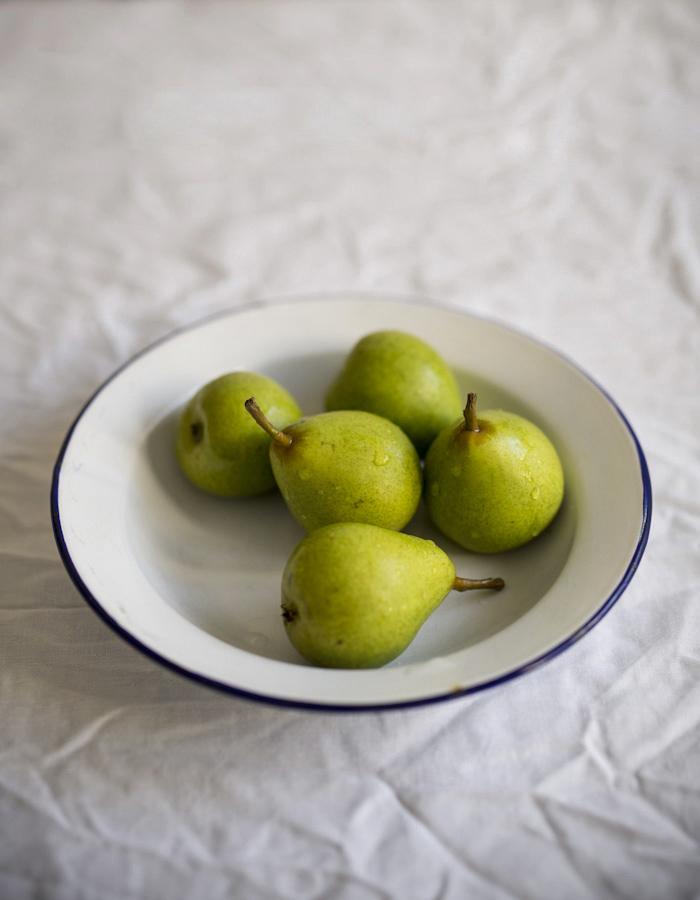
left=52, top=296, right=651, bottom=710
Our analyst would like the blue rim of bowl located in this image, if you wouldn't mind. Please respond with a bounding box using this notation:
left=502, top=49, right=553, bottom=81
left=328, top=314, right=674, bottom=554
left=50, top=295, right=652, bottom=712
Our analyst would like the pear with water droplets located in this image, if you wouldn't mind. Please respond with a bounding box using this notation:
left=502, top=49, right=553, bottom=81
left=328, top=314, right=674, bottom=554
left=425, top=393, right=565, bottom=553
left=326, top=330, right=463, bottom=456
left=246, top=400, right=422, bottom=532
left=281, top=522, right=504, bottom=668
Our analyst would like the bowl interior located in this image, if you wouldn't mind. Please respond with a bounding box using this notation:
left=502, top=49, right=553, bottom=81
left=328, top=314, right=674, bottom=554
left=127, top=356, right=577, bottom=666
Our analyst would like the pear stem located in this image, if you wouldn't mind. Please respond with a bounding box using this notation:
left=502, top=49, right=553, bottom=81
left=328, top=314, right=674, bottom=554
left=452, top=576, right=505, bottom=592
left=463, top=392, right=480, bottom=432
left=245, top=397, right=293, bottom=447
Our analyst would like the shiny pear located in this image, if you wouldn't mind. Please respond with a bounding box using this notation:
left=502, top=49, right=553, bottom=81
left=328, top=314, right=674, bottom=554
left=425, top=393, right=565, bottom=553
left=326, top=330, right=463, bottom=456
left=246, top=400, right=422, bottom=532
left=176, top=372, right=301, bottom=496
left=281, top=522, right=504, bottom=668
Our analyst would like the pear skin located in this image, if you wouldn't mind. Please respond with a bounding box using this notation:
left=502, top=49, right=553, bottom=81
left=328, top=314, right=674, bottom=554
left=176, top=372, right=301, bottom=497
left=281, top=523, right=504, bottom=668
left=247, top=403, right=423, bottom=532
left=425, top=394, right=565, bottom=553
left=326, top=330, right=463, bottom=456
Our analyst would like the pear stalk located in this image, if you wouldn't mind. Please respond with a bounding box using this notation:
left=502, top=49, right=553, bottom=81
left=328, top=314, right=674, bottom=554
left=452, top=576, right=504, bottom=592
left=245, top=397, right=293, bottom=447
left=462, top=392, right=480, bottom=432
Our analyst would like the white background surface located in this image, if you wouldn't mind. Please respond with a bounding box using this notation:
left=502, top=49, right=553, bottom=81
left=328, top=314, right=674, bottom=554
left=1, top=1, right=699, bottom=898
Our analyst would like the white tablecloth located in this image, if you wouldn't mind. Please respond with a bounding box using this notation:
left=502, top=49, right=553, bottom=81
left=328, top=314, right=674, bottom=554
left=2, top=2, right=699, bottom=898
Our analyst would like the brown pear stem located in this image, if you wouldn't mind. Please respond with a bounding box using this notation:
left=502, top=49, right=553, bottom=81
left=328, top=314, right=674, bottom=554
left=245, top=397, right=293, bottom=447
left=463, top=392, right=480, bottom=432
left=452, top=576, right=505, bottom=592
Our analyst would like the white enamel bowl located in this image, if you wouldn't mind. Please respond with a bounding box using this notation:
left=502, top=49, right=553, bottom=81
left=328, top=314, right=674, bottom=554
left=52, top=297, right=651, bottom=710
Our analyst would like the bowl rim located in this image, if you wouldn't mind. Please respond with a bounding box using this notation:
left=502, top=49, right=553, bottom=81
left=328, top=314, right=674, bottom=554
left=50, top=293, right=652, bottom=712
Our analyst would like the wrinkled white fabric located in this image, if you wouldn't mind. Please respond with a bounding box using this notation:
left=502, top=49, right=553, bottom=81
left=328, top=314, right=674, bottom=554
left=1, top=1, right=699, bottom=898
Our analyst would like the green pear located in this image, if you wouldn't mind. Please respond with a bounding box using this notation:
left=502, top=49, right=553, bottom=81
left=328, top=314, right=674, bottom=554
left=281, top=522, right=504, bottom=668
left=325, top=330, right=463, bottom=456
left=425, top=393, right=565, bottom=553
left=246, top=400, right=423, bottom=532
left=176, top=372, right=301, bottom=496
